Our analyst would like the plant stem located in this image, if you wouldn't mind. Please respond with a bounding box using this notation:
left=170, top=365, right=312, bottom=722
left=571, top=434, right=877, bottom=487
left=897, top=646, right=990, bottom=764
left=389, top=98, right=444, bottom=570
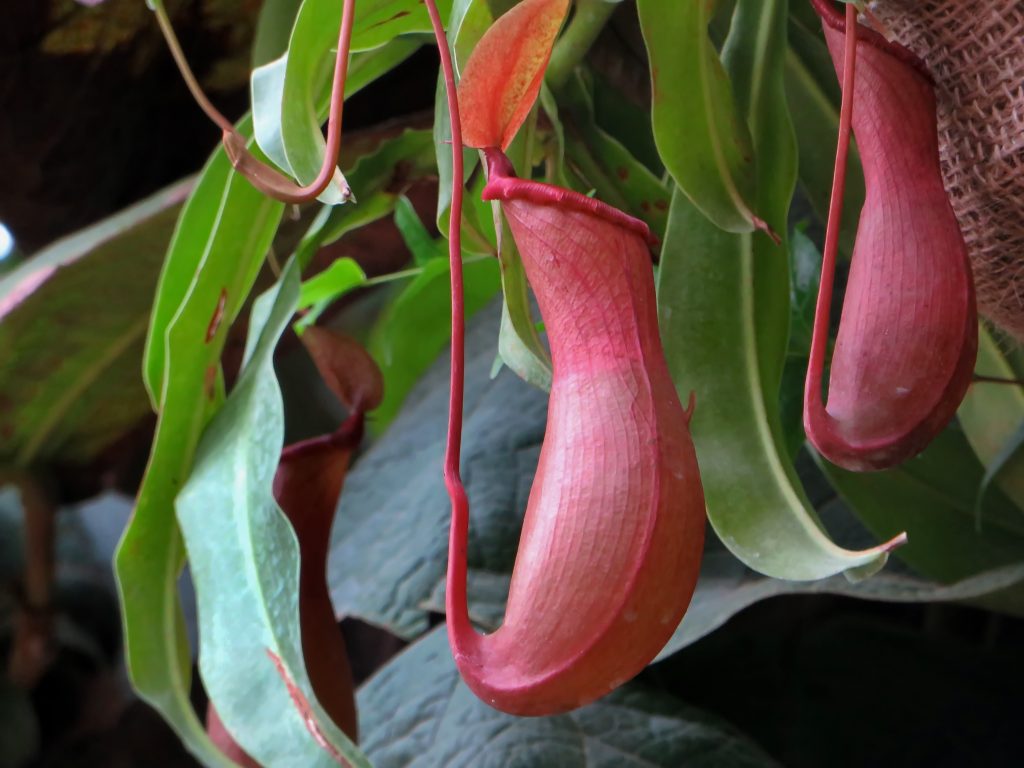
left=546, top=0, right=618, bottom=91
left=2, top=470, right=55, bottom=689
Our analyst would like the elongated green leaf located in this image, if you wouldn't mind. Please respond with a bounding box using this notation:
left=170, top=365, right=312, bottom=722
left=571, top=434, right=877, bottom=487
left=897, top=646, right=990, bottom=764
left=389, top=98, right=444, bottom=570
left=559, top=72, right=671, bottom=239
left=637, top=0, right=760, bottom=233
left=433, top=0, right=492, bottom=235
left=117, top=126, right=284, bottom=764
left=493, top=206, right=552, bottom=391
left=252, top=0, right=302, bottom=67
left=178, top=260, right=369, bottom=768
left=143, top=117, right=278, bottom=404
left=297, top=257, right=367, bottom=315
left=657, top=542, right=1024, bottom=661
left=657, top=0, right=896, bottom=581
left=394, top=195, right=446, bottom=266
left=0, top=179, right=190, bottom=466
left=358, top=626, right=779, bottom=768
left=959, top=327, right=1024, bottom=513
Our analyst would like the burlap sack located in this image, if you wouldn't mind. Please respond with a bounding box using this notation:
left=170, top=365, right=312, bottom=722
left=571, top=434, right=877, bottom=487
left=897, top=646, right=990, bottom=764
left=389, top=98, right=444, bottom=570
left=873, top=0, right=1024, bottom=341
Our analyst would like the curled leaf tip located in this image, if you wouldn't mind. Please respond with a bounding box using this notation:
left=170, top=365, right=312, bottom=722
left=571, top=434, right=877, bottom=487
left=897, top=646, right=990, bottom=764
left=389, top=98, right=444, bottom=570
left=457, top=0, right=571, bottom=150
left=804, top=0, right=977, bottom=472
left=881, top=531, right=910, bottom=554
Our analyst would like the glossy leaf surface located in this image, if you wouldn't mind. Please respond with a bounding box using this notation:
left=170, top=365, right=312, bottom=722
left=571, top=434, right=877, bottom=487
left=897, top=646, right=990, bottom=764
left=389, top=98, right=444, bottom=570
left=657, top=0, right=900, bottom=580
left=0, top=179, right=190, bottom=466
left=116, top=121, right=284, bottom=764
left=637, top=0, right=761, bottom=233
left=178, top=260, right=369, bottom=767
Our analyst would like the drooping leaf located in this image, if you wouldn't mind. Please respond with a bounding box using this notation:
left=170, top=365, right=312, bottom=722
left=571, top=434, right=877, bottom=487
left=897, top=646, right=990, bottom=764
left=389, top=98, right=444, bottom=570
left=636, top=0, right=763, bottom=234
left=558, top=72, right=671, bottom=239
left=656, top=535, right=1024, bottom=660
left=358, top=626, right=780, bottom=768
left=0, top=179, right=190, bottom=466
left=820, top=426, right=1024, bottom=613
left=177, top=259, right=369, bottom=767
left=297, top=258, right=367, bottom=314
left=116, top=121, right=284, bottom=765
left=394, top=195, right=446, bottom=266
left=142, top=117, right=282, bottom=404
left=252, top=0, right=302, bottom=67
left=657, top=0, right=899, bottom=580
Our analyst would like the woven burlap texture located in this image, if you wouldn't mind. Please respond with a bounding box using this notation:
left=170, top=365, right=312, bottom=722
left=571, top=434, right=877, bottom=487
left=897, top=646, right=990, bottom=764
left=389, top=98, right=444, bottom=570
left=872, top=0, right=1024, bottom=341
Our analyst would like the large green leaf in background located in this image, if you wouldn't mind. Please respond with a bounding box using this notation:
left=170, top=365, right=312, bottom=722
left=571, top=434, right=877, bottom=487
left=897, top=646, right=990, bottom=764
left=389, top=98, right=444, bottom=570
left=116, top=122, right=284, bottom=766
left=636, top=0, right=761, bottom=233
left=0, top=179, right=190, bottom=467
left=358, top=626, right=780, bottom=768
left=657, top=0, right=898, bottom=580
left=177, top=259, right=369, bottom=768
left=330, top=300, right=546, bottom=637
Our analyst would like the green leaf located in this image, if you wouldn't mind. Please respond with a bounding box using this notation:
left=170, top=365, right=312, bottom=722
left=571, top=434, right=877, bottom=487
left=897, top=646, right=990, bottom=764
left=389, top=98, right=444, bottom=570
left=116, top=124, right=284, bottom=765
left=656, top=536, right=1024, bottom=661
left=358, top=626, right=780, bottom=768
left=636, top=0, right=761, bottom=233
left=657, top=0, right=896, bottom=581
left=368, top=255, right=501, bottom=430
left=976, top=423, right=1024, bottom=522
left=432, top=0, right=491, bottom=236
left=394, top=195, right=446, bottom=266
left=143, top=117, right=280, bottom=404
left=558, top=72, right=671, bottom=239
left=493, top=206, right=553, bottom=392
left=0, top=179, right=190, bottom=466
left=820, top=427, right=1024, bottom=591
left=177, top=259, right=369, bottom=768
left=959, top=326, right=1024, bottom=513
left=252, top=0, right=302, bottom=67
left=295, top=257, right=368, bottom=331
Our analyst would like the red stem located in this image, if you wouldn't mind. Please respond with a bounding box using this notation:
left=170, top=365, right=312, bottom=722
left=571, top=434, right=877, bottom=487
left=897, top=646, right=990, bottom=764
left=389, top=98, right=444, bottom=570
left=805, top=3, right=858, bottom=428
left=294, top=0, right=356, bottom=199
left=422, top=0, right=473, bottom=639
